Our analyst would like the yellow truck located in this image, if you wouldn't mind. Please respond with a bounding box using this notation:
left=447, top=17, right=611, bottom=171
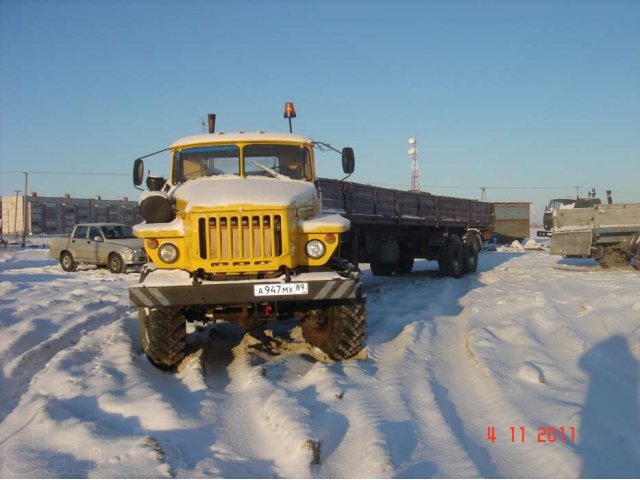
left=129, top=130, right=365, bottom=369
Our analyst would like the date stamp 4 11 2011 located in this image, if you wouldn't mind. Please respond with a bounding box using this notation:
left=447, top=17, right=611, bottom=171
left=487, top=426, right=576, bottom=444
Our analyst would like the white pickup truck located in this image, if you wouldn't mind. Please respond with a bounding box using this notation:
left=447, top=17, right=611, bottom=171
left=49, top=223, right=147, bottom=273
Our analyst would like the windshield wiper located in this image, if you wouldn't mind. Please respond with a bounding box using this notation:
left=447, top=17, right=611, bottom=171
left=248, top=160, right=283, bottom=179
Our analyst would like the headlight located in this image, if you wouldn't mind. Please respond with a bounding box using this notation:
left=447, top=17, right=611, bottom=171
left=305, top=240, right=325, bottom=259
left=158, top=243, right=179, bottom=263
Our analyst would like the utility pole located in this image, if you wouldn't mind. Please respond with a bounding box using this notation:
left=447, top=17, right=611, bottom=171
left=22, top=172, right=28, bottom=247
left=13, top=190, right=21, bottom=239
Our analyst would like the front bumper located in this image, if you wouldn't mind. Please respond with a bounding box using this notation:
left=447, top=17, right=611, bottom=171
left=129, top=269, right=362, bottom=308
left=121, top=251, right=147, bottom=265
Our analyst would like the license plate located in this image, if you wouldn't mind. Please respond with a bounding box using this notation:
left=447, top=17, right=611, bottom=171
left=254, top=282, right=309, bottom=297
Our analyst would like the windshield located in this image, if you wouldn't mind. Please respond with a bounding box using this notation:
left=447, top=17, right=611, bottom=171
left=173, top=144, right=311, bottom=183
left=101, top=225, right=135, bottom=239
left=244, top=144, right=310, bottom=180
left=549, top=199, right=574, bottom=209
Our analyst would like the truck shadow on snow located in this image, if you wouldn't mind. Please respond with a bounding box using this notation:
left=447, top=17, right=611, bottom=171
left=577, top=335, right=640, bottom=478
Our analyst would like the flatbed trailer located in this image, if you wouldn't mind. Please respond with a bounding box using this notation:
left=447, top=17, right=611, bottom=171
left=318, top=178, right=491, bottom=276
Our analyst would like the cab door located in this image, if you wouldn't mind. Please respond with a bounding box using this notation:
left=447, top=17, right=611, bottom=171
left=70, top=225, right=89, bottom=261
left=87, top=226, right=105, bottom=264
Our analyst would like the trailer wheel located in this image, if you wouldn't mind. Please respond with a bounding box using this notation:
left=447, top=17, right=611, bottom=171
left=370, top=261, right=395, bottom=276
left=463, top=236, right=481, bottom=273
left=138, top=307, right=186, bottom=370
left=60, top=251, right=77, bottom=272
left=438, top=235, right=464, bottom=278
left=108, top=253, right=126, bottom=274
left=396, top=255, right=414, bottom=274
left=301, top=300, right=366, bottom=360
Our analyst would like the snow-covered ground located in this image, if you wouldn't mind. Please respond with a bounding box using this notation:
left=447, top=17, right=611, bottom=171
left=1, top=247, right=639, bottom=478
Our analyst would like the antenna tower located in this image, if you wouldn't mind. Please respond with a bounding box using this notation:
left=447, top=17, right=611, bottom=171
left=408, top=138, right=420, bottom=192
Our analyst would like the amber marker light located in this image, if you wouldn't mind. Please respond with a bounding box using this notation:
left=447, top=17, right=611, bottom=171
left=283, top=102, right=297, bottom=118
left=147, top=239, right=159, bottom=249
left=325, top=233, right=337, bottom=244
left=284, top=101, right=297, bottom=133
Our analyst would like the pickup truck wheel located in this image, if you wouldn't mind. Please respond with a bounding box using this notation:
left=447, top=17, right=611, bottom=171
left=60, top=251, right=77, bottom=272
left=108, top=253, right=126, bottom=274
left=463, top=235, right=481, bottom=273
left=138, top=307, right=186, bottom=370
left=370, top=261, right=395, bottom=276
left=301, top=300, right=366, bottom=360
left=438, top=235, right=464, bottom=278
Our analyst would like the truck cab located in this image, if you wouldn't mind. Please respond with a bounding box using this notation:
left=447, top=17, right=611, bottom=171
left=133, top=132, right=350, bottom=276
left=130, top=130, right=365, bottom=370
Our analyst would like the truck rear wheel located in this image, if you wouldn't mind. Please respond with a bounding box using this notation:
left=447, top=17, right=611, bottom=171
left=60, top=251, right=77, bottom=272
left=138, top=307, right=186, bottom=370
left=438, top=235, right=464, bottom=278
left=301, top=300, right=366, bottom=360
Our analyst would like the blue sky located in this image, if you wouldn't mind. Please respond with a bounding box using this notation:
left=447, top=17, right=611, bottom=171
left=1, top=0, right=638, bottom=221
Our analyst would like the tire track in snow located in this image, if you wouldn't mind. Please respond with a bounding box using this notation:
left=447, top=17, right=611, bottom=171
left=0, top=265, right=137, bottom=421
left=213, top=336, right=317, bottom=478
left=362, top=274, right=486, bottom=477
left=429, top=264, right=581, bottom=478
left=0, top=304, right=132, bottom=420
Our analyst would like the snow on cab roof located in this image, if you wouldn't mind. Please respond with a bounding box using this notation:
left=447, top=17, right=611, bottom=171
left=170, top=131, right=314, bottom=148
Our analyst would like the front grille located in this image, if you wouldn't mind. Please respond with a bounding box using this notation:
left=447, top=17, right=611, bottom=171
left=198, top=214, right=283, bottom=266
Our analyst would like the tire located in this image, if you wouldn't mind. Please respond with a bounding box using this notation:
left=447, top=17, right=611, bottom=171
left=60, top=251, right=77, bottom=272
left=108, top=253, right=126, bottom=274
left=301, top=300, right=366, bottom=360
left=370, top=261, right=395, bottom=276
left=396, top=255, right=414, bottom=274
left=438, top=235, right=464, bottom=278
left=138, top=307, right=186, bottom=370
left=463, top=235, right=481, bottom=274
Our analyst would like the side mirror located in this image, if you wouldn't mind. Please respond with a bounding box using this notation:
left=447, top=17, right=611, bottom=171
left=341, top=147, right=355, bottom=174
left=94, top=236, right=104, bottom=242
left=133, top=158, right=144, bottom=186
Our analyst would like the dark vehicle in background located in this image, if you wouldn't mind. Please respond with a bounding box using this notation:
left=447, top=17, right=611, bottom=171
left=537, top=192, right=603, bottom=237
left=49, top=223, right=146, bottom=273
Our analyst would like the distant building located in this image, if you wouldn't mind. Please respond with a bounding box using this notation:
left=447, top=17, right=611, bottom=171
left=1, top=193, right=142, bottom=236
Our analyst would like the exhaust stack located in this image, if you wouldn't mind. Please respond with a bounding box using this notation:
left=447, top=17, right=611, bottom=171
left=607, top=190, right=613, bottom=204
left=208, top=114, right=216, bottom=134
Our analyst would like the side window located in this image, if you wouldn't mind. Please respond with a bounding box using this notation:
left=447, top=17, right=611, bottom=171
left=73, top=226, right=88, bottom=239
left=89, top=227, right=102, bottom=240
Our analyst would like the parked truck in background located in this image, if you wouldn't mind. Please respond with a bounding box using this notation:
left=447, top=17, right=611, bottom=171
left=550, top=202, right=640, bottom=268
left=129, top=111, right=490, bottom=370
left=537, top=191, right=603, bottom=237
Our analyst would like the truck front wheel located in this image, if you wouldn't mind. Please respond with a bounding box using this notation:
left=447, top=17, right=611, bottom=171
left=138, top=307, right=186, bottom=370
left=301, top=300, right=366, bottom=360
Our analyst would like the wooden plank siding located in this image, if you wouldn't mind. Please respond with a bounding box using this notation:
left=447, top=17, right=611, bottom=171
left=318, top=178, right=491, bottom=229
